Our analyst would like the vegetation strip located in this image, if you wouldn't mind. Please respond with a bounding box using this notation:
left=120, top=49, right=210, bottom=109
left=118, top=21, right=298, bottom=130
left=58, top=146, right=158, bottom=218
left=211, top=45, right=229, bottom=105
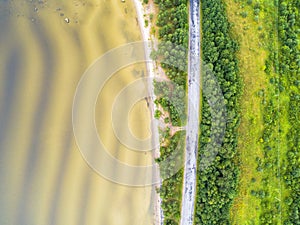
left=276, top=1, right=299, bottom=223
left=195, top=0, right=241, bottom=224
left=150, top=0, right=189, bottom=224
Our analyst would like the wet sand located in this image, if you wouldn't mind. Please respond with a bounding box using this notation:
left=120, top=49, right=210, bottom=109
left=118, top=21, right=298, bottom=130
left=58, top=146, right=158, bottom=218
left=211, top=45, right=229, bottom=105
left=0, top=0, right=154, bottom=224
left=131, top=0, right=163, bottom=223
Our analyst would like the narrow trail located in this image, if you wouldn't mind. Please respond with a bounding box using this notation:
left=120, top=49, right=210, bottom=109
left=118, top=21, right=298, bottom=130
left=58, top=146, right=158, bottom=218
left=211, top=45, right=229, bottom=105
left=180, top=0, right=201, bottom=224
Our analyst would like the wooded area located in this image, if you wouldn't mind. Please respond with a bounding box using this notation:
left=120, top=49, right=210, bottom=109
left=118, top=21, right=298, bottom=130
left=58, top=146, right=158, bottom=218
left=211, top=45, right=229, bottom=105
left=194, top=0, right=241, bottom=224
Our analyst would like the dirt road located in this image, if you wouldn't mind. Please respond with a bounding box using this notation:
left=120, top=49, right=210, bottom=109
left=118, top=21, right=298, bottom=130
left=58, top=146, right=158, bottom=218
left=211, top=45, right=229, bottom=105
left=180, top=0, right=201, bottom=224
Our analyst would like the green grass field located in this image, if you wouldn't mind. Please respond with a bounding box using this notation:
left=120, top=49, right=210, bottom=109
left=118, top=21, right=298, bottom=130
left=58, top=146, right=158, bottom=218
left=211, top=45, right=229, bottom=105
left=225, top=0, right=296, bottom=224
left=224, top=1, right=268, bottom=223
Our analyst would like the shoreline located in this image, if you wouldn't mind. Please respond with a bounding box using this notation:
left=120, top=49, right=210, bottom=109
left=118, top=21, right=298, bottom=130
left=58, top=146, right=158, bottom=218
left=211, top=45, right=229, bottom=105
left=131, top=0, right=163, bottom=224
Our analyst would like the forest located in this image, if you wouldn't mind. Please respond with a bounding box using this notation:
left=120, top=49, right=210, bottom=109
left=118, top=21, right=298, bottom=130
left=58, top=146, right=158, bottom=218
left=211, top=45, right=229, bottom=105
left=194, top=0, right=241, bottom=224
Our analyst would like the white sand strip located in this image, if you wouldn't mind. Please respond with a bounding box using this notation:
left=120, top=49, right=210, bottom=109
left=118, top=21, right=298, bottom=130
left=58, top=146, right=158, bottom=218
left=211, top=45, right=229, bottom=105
left=131, top=0, right=164, bottom=224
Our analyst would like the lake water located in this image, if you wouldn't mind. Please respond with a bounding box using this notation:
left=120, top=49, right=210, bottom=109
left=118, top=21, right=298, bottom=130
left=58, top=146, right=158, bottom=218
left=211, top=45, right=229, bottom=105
left=0, top=0, right=154, bottom=224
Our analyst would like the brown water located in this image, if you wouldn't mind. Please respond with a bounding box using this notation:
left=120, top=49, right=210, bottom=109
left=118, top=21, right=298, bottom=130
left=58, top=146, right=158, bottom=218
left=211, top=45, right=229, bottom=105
left=0, top=0, right=154, bottom=224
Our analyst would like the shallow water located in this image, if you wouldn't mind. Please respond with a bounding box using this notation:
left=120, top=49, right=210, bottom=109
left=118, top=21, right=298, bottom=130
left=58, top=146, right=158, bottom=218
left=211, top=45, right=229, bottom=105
left=0, top=0, right=154, bottom=224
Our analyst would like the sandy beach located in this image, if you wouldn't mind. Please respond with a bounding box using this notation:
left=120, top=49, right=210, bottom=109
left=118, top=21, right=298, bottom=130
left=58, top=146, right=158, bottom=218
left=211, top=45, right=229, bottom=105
left=131, top=0, right=164, bottom=224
